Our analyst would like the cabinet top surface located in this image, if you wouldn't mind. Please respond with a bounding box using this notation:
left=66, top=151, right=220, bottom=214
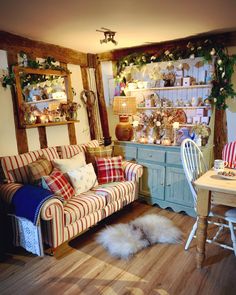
left=114, top=140, right=213, bottom=151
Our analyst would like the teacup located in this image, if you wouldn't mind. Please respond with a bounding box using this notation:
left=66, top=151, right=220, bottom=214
left=214, top=159, right=228, bottom=172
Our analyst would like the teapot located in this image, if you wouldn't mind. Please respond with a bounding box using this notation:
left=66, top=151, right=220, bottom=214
left=176, top=127, right=194, bottom=145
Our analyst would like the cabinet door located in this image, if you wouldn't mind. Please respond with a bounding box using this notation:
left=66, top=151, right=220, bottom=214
left=139, top=162, right=165, bottom=200
left=165, top=167, right=193, bottom=207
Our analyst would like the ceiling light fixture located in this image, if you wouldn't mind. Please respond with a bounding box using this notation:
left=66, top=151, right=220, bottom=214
left=96, top=27, right=118, bottom=45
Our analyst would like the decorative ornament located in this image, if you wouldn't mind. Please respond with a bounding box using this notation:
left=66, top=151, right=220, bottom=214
left=210, top=48, right=216, bottom=56
left=195, top=61, right=204, bottom=68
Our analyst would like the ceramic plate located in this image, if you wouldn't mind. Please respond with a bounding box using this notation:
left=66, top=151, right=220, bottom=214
left=217, top=172, right=236, bottom=180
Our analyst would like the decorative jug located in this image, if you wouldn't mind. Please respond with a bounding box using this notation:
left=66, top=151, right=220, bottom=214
left=176, top=127, right=194, bottom=145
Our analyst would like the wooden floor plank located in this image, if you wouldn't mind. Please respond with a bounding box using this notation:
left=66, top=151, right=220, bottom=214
left=0, top=202, right=235, bottom=295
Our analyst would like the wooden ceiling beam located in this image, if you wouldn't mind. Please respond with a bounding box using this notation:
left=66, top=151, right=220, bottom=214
left=0, top=30, right=88, bottom=67
left=97, top=31, right=236, bottom=61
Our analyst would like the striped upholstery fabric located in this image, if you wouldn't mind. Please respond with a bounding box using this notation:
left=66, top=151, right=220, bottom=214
left=57, top=140, right=100, bottom=159
left=64, top=192, right=106, bottom=226
left=41, top=199, right=65, bottom=248
left=0, top=183, right=23, bottom=206
left=122, top=161, right=143, bottom=182
left=64, top=181, right=135, bottom=226
left=0, top=147, right=59, bottom=184
left=63, top=210, right=103, bottom=243
left=222, top=141, right=236, bottom=169
left=92, top=181, right=136, bottom=204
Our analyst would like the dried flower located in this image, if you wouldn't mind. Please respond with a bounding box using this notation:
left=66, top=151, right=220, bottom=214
left=192, top=124, right=210, bottom=138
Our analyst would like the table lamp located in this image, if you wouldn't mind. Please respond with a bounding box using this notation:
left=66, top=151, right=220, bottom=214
left=113, top=96, right=136, bottom=141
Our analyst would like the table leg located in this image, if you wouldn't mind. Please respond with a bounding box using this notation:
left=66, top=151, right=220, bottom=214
left=196, top=189, right=211, bottom=268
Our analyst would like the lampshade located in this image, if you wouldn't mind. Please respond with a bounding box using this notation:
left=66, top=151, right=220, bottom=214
left=113, top=96, right=136, bottom=116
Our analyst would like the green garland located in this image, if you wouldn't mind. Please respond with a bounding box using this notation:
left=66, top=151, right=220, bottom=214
left=1, top=54, right=69, bottom=89
left=116, top=39, right=236, bottom=110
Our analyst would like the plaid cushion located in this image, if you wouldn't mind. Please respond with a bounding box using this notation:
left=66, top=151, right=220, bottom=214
left=96, top=156, right=125, bottom=184
left=28, top=157, right=53, bottom=185
left=42, top=170, right=75, bottom=200
left=86, top=145, right=113, bottom=167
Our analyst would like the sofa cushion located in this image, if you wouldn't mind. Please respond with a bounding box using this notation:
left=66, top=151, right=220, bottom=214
left=63, top=181, right=135, bottom=226
left=64, top=192, right=106, bottom=226
left=42, top=170, right=75, bottom=201
left=92, top=181, right=135, bottom=204
left=57, top=140, right=99, bottom=159
left=0, top=147, right=59, bottom=184
left=67, top=163, right=98, bottom=195
left=28, top=156, right=53, bottom=185
left=52, top=152, right=86, bottom=173
left=96, top=156, right=125, bottom=184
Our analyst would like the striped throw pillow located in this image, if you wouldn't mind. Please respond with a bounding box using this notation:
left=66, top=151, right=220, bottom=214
left=42, top=170, right=75, bottom=200
left=222, top=141, right=236, bottom=169
left=96, top=156, right=125, bottom=184
left=28, top=157, right=53, bottom=185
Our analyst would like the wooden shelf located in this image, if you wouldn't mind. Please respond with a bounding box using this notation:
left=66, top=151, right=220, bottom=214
left=15, top=66, right=69, bottom=77
left=25, top=98, right=66, bottom=105
left=126, top=84, right=212, bottom=92
left=137, top=106, right=211, bottom=110
left=24, top=120, right=79, bottom=129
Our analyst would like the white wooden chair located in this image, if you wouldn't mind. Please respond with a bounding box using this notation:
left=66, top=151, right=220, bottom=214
left=180, top=138, right=236, bottom=254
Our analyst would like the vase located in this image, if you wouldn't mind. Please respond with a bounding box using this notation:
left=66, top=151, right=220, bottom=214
left=69, top=111, right=78, bottom=121
left=176, top=127, right=194, bottom=145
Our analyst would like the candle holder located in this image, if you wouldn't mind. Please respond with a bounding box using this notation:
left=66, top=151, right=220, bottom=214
left=172, top=122, right=180, bottom=146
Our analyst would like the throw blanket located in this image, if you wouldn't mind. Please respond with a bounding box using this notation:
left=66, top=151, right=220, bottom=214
left=9, top=185, right=53, bottom=256
left=10, top=185, right=53, bottom=225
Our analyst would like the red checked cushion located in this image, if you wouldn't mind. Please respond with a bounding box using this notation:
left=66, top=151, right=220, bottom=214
left=96, top=156, right=125, bottom=184
left=42, top=170, right=75, bottom=200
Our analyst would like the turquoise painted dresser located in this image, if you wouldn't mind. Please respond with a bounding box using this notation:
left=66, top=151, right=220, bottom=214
left=114, top=141, right=214, bottom=217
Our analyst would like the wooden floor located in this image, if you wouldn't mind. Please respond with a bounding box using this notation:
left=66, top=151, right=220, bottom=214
left=0, top=201, right=235, bottom=295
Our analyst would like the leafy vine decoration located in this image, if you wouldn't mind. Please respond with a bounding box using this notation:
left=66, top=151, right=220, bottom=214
left=1, top=53, right=70, bottom=89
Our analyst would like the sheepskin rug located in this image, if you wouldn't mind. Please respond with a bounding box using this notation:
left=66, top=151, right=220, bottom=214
left=97, top=214, right=182, bottom=259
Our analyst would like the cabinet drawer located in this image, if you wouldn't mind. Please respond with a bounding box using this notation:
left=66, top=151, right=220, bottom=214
left=114, top=145, right=137, bottom=160
left=166, top=151, right=182, bottom=165
left=138, top=149, right=165, bottom=163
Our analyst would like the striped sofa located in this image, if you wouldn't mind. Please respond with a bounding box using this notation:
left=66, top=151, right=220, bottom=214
left=0, top=140, right=143, bottom=254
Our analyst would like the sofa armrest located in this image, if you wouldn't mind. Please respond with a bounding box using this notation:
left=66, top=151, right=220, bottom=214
left=41, top=198, right=65, bottom=248
left=122, top=161, right=143, bottom=182
left=0, top=183, right=23, bottom=209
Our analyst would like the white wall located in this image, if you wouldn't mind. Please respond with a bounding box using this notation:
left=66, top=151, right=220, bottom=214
left=101, top=61, right=118, bottom=140
left=226, top=46, right=236, bottom=143
left=0, top=50, right=18, bottom=156
left=0, top=50, right=91, bottom=156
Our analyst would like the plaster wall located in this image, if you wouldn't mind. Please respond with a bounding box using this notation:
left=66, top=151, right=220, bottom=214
left=226, top=46, right=236, bottom=142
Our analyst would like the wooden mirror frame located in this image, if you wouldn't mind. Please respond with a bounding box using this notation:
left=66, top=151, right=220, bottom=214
left=13, top=66, right=75, bottom=128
